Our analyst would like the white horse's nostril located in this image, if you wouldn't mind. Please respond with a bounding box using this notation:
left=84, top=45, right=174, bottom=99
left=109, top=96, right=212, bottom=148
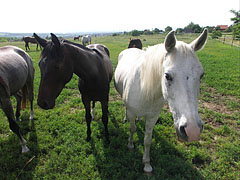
left=180, top=125, right=187, bottom=137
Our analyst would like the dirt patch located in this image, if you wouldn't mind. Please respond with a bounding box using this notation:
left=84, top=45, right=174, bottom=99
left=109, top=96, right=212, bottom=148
left=199, top=84, right=239, bottom=115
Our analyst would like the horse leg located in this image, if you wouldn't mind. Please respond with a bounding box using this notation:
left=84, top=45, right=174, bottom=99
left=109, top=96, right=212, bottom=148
left=27, top=80, right=34, bottom=121
left=123, top=107, right=128, bottom=123
left=82, top=98, right=92, bottom=141
left=0, top=97, right=29, bottom=153
left=91, top=101, right=95, bottom=120
left=142, top=115, right=159, bottom=173
left=15, top=92, right=22, bottom=121
left=36, top=43, right=38, bottom=50
left=25, top=42, right=28, bottom=51
left=26, top=43, right=30, bottom=51
left=127, top=109, right=136, bottom=149
left=100, top=100, right=110, bottom=143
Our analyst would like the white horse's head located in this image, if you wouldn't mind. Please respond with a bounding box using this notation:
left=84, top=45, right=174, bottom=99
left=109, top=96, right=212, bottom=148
left=161, top=29, right=208, bottom=142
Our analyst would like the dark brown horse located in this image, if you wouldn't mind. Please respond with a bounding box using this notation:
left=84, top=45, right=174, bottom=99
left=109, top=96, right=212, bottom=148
left=0, top=46, right=35, bottom=153
left=74, top=35, right=80, bottom=40
left=128, top=38, right=143, bottom=49
left=34, top=33, right=113, bottom=142
left=22, top=36, right=42, bottom=51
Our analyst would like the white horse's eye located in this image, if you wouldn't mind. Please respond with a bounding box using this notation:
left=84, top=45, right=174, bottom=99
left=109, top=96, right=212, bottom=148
left=165, top=73, right=173, bottom=81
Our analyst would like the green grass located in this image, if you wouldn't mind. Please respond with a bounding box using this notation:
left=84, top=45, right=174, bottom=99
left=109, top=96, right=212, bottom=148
left=0, top=34, right=239, bottom=180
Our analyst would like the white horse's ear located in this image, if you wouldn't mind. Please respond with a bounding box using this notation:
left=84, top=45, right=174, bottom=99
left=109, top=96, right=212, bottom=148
left=190, top=28, right=208, bottom=51
left=164, top=31, right=176, bottom=52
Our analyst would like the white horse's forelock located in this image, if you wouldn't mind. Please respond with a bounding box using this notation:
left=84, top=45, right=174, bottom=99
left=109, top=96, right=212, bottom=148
left=140, top=42, right=194, bottom=101
left=140, top=44, right=166, bottom=101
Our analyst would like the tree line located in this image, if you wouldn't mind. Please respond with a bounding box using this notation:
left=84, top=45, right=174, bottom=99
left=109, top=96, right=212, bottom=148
left=126, top=9, right=239, bottom=39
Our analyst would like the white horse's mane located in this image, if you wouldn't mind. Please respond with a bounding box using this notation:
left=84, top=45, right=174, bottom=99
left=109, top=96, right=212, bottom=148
left=140, top=42, right=192, bottom=101
left=140, top=44, right=166, bottom=101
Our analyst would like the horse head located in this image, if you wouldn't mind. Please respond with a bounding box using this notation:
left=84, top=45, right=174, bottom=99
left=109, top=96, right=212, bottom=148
left=34, top=33, right=73, bottom=109
left=161, top=29, right=208, bottom=142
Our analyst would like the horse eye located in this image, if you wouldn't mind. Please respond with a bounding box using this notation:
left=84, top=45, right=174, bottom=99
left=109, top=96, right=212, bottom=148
left=165, top=73, right=173, bottom=81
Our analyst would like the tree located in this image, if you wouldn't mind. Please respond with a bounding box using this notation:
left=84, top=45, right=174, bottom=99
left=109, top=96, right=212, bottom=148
left=176, top=28, right=183, bottom=34
left=230, top=9, right=240, bottom=38
left=205, top=26, right=215, bottom=33
left=153, top=28, right=161, bottom=34
left=165, top=26, right=172, bottom=33
left=211, top=30, right=222, bottom=39
left=184, top=22, right=202, bottom=33
left=230, top=9, right=240, bottom=24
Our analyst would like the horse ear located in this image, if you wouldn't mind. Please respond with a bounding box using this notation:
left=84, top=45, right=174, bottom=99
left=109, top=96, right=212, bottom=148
left=164, top=31, right=176, bottom=52
left=190, top=28, right=208, bottom=51
left=33, top=33, right=47, bottom=47
left=51, top=33, right=60, bottom=49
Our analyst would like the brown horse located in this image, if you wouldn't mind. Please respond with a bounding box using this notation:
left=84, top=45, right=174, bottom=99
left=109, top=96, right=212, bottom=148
left=0, top=46, right=35, bottom=153
left=34, top=33, right=113, bottom=142
left=22, top=36, right=42, bottom=51
left=74, top=35, right=80, bottom=40
left=128, top=38, right=143, bottom=49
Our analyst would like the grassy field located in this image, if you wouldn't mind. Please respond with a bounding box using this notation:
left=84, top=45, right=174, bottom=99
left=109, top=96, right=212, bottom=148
left=0, top=34, right=239, bottom=180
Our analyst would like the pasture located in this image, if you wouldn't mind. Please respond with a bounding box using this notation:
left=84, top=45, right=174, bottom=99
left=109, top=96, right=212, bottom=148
left=0, top=33, right=239, bottom=180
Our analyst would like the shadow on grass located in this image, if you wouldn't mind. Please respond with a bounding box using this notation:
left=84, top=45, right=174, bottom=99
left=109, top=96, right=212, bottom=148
left=90, top=112, right=205, bottom=180
left=0, top=115, right=39, bottom=180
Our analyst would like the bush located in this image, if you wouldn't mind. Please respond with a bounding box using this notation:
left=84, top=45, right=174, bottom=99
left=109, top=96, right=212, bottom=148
left=131, top=30, right=141, bottom=36
left=211, top=30, right=222, bottom=39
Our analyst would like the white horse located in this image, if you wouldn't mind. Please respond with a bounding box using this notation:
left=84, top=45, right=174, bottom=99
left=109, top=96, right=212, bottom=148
left=114, top=29, right=208, bottom=173
left=82, top=35, right=91, bottom=46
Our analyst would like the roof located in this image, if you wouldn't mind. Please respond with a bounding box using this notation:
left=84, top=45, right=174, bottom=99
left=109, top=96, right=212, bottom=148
left=216, top=25, right=228, bottom=30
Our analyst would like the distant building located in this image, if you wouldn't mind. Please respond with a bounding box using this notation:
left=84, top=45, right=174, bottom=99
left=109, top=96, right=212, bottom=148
left=216, top=25, right=228, bottom=31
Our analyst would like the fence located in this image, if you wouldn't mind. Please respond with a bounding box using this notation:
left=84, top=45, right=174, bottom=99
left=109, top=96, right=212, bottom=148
left=218, top=35, right=240, bottom=47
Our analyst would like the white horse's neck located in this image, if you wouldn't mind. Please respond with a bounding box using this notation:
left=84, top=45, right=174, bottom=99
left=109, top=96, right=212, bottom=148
left=140, top=44, right=166, bottom=101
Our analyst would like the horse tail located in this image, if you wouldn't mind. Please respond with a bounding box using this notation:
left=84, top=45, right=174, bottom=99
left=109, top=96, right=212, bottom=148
left=21, top=85, right=29, bottom=109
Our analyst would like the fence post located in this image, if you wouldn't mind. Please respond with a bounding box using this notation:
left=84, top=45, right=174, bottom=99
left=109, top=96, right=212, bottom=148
left=223, top=35, right=226, bottom=44
left=231, top=35, right=235, bottom=47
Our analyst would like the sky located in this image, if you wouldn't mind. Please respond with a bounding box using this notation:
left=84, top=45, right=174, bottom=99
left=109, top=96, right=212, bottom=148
left=0, top=0, right=238, bottom=33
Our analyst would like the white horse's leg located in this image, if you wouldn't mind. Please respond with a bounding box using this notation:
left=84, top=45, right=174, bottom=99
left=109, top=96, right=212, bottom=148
left=127, top=110, right=136, bottom=149
left=30, top=110, right=34, bottom=121
left=123, top=107, right=128, bottom=123
left=20, top=138, right=30, bottom=153
left=143, top=116, right=158, bottom=173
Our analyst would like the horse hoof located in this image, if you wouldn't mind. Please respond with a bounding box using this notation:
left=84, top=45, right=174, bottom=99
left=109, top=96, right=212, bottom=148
left=127, top=143, right=134, bottom=150
left=22, top=145, right=30, bottom=153
left=86, top=137, right=91, bottom=142
left=143, top=163, right=153, bottom=173
left=16, top=118, right=22, bottom=122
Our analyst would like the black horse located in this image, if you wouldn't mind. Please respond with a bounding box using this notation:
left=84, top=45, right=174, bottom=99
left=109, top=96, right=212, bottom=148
left=34, top=33, right=113, bottom=142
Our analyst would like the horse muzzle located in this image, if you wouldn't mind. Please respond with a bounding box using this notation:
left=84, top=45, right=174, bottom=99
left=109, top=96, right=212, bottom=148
left=37, top=98, right=55, bottom=110
left=175, top=119, right=203, bottom=142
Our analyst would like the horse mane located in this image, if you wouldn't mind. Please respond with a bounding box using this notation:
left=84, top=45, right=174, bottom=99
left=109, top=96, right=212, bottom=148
left=140, top=44, right=166, bottom=101
left=62, top=39, right=90, bottom=50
